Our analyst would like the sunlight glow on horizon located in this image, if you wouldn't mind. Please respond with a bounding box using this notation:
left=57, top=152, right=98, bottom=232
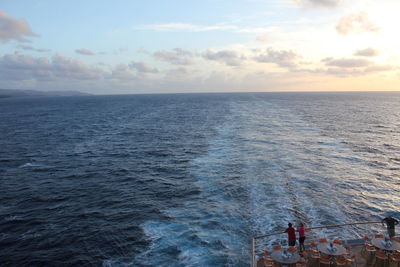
left=0, top=0, right=399, bottom=94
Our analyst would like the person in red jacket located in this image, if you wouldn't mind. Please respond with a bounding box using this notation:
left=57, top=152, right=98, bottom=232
left=285, top=223, right=296, bottom=246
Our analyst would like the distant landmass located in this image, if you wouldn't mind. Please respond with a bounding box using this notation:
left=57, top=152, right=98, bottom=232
left=0, top=89, right=90, bottom=98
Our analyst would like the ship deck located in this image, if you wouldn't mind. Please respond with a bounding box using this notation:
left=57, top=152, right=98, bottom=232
left=252, top=221, right=400, bottom=267
left=256, top=239, right=388, bottom=266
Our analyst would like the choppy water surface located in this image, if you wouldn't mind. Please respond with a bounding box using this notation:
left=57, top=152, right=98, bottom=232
left=1, top=92, right=400, bottom=266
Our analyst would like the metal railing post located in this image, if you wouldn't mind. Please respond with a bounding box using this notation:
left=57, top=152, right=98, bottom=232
left=251, top=237, right=255, bottom=267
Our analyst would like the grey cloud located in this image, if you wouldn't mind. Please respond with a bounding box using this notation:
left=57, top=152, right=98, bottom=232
left=112, top=47, right=129, bottom=55
left=254, top=48, right=299, bottom=68
left=129, top=61, right=158, bottom=73
left=51, top=55, right=104, bottom=79
left=322, top=57, right=371, bottom=68
left=0, top=10, right=38, bottom=42
left=153, top=48, right=194, bottom=65
left=354, top=47, right=379, bottom=57
left=299, top=59, right=395, bottom=77
left=110, top=64, right=137, bottom=81
left=17, top=45, right=51, bottom=53
left=117, top=47, right=129, bottom=53
left=165, top=67, right=197, bottom=80
left=325, top=68, right=360, bottom=77
left=167, top=67, right=191, bottom=75
left=363, top=65, right=395, bottom=73
left=75, top=49, right=95, bottom=56
left=137, top=46, right=150, bottom=55
left=295, top=0, right=342, bottom=8
left=0, top=52, right=104, bottom=81
left=0, top=52, right=51, bottom=80
left=202, top=50, right=244, bottom=66
left=336, top=12, right=379, bottom=35
left=324, top=65, right=395, bottom=77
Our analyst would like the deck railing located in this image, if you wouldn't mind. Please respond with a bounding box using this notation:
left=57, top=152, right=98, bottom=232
left=251, top=220, right=382, bottom=267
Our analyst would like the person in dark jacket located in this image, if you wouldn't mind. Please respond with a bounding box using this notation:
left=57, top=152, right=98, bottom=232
left=382, top=215, right=399, bottom=237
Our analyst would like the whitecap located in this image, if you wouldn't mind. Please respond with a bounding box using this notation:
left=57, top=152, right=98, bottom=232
left=19, top=162, right=35, bottom=168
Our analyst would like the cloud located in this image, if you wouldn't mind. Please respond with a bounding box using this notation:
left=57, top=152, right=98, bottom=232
left=75, top=48, right=95, bottom=56
left=297, top=64, right=396, bottom=77
left=136, top=22, right=278, bottom=35
left=202, top=50, right=245, bottom=66
left=51, top=54, right=104, bottom=79
left=136, top=22, right=237, bottom=32
left=253, top=48, right=299, bottom=68
left=323, top=65, right=395, bottom=77
left=298, top=57, right=396, bottom=77
left=153, top=48, right=194, bottom=65
left=167, top=67, right=191, bottom=76
left=0, top=52, right=104, bottom=81
left=109, top=64, right=137, bottom=81
left=0, top=10, right=38, bottom=42
left=353, top=47, right=379, bottom=57
left=137, top=46, right=150, bottom=55
left=322, top=57, right=371, bottom=68
left=165, top=67, right=197, bottom=80
left=295, top=0, right=342, bottom=8
left=0, top=52, right=51, bottom=81
left=256, top=34, right=269, bottom=43
left=17, top=45, right=50, bottom=53
left=109, top=62, right=160, bottom=81
left=363, top=65, right=395, bottom=73
left=336, top=12, right=380, bottom=35
left=129, top=61, right=158, bottom=73
left=112, top=47, right=129, bottom=55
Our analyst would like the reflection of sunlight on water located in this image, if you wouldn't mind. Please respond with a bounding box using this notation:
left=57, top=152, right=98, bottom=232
left=234, top=94, right=400, bottom=256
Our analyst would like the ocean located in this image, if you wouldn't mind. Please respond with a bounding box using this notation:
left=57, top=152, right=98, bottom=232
left=1, top=92, right=399, bottom=266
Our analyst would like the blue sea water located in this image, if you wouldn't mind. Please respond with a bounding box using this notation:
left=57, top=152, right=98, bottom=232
left=1, top=92, right=400, bottom=266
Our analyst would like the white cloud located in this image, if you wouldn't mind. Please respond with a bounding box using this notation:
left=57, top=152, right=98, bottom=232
left=256, top=34, right=269, bottom=43
left=0, top=10, right=38, bottom=42
left=336, top=12, right=380, bottom=35
left=135, top=22, right=237, bottom=32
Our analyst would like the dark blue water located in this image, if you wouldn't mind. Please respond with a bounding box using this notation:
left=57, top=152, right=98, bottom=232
left=1, top=93, right=400, bottom=266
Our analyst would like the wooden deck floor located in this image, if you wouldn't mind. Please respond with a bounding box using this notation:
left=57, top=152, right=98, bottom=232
left=256, top=241, right=396, bottom=267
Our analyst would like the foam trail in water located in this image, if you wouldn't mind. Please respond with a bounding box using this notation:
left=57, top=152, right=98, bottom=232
left=136, top=118, right=252, bottom=266
left=135, top=97, right=386, bottom=266
left=234, top=99, right=384, bottom=254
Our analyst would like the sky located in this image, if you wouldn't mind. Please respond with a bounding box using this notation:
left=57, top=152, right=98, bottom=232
left=1, top=0, right=400, bottom=94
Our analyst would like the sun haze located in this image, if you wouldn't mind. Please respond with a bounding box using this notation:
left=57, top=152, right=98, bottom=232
left=0, top=0, right=399, bottom=94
